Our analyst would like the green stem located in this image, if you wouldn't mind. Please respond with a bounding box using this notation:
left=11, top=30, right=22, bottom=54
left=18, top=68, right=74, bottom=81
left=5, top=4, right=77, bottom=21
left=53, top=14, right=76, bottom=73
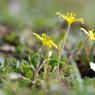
left=37, top=47, right=43, bottom=69
left=57, top=24, right=71, bottom=74
left=32, top=46, right=43, bottom=82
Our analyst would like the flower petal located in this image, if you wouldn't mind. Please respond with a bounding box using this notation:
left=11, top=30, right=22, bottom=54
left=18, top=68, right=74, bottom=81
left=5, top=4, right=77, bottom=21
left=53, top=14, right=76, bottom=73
left=50, top=41, right=58, bottom=49
left=80, top=28, right=89, bottom=36
left=56, top=12, right=65, bottom=18
left=32, top=32, right=42, bottom=40
left=75, top=18, right=84, bottom=24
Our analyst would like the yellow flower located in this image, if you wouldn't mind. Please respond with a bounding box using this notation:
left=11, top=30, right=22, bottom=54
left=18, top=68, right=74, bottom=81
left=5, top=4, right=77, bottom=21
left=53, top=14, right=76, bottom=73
left=56, top=12, right=84, bottom=25
left=81, top=28, right=95, bottom=40
left=33, top=32, right=57, bottom=48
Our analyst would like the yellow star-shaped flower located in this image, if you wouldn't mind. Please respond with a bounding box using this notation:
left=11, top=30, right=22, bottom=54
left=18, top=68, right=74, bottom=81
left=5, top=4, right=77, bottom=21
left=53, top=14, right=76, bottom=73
left=81, top=28, right=95, bottom=40
left=56, top=12, right=84, bottom=25
left=33, top=32, right=57, bottom=48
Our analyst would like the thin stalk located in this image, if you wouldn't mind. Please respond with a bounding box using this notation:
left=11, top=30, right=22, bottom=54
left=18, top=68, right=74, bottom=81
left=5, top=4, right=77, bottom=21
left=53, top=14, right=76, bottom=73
left=32, top=46, right=43, bottom=81
left=33, top=56, right=50, bottom=81
left=57, top=24, right=71, bottom=74
left=37, top=59, right=50, bottom=72
left=37, top=47, right=43, bottom=69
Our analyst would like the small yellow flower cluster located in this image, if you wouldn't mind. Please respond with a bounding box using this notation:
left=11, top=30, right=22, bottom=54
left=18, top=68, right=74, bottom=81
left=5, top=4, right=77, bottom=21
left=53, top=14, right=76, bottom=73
left=33, top=32, right=57, bottom=48
left=56, top=12, right=84, bottom=25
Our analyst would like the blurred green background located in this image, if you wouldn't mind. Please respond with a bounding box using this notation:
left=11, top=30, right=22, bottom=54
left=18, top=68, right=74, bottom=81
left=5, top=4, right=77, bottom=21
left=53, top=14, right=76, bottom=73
left=0, top=0, right=95, bottom=29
